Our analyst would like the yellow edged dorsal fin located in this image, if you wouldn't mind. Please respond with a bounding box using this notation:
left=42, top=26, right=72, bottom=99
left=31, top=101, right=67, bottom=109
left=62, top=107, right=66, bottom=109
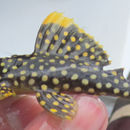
left=34, top=12, right=110, bottom=67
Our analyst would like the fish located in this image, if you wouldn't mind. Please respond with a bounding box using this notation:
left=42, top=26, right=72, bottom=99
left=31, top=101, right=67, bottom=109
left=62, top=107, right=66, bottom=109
left=0, top=12, right=130, bottom=120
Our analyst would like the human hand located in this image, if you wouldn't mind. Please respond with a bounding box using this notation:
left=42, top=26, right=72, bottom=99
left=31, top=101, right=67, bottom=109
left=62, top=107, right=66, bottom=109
left=0, top=94, right=108, bottom=130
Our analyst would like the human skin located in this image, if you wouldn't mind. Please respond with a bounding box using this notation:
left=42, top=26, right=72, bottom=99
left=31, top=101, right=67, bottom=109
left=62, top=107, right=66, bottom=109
left=0, top=94, right=108, bottom=130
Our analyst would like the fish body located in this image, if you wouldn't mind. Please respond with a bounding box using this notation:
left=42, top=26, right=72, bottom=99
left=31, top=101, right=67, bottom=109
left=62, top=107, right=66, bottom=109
left=0, top=12, right=130, bottom=120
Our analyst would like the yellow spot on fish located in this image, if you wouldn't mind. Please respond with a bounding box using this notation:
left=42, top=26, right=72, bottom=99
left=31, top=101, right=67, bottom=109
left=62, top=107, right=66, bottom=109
left=52, top=78, right=59, bottom=85
left=49, top=59, right=55, bottom=63
left=74, top=87, right=82, bottom=92
left=62, top=39, right=66, bottom=44
left=20, top=70, right=26, bottom=75
left=98, top=44, right=103, bottom=49
left=70, top=64, right=77, bottom=68
left=67, top=46, right=71, bottom=51
left=74, top=55, right=79, bottom=60
left=30, top=64, right=35, bottom=69
left=85, top=43, right=90, bottom=49
left=42, top=75, right=48, bottom=82
left=113, top=88, right=120, bottom=94
left=58, top=97, right=63, bottom=101
left=30, top=57, right=36, bottom=60
left=50, top=66, right=56, bottom=72
left=58, top=48, right=63, bottom=54
left=65, top=115, right=72, bottom=120
left=61, top=70, right=68, bottom=76
left=46, top=52, right=50, bottom=56
left=38, top=32, right=42, bottom=39
left=40, top=51, right=44, bottom=54
left=28, top=79, right=35, bottom=85
left=14, top=80, right=19, bottom=86
left=90, top=55, right=95, bottom=60
left=55, top=56, right=59, bottom=59
left=45, top=39, right=50, bottom=44
left=54, top=35, right=59, bottom=40
left=96, top=82, right=102, bottom=89
left=75, top=45, right=81, bottom=50
left=20, top=76, right=26, bottom=81
left=71, top=74, right=78, bottom=80
left=114, top=79, right=119, bottom=84
left=87, top=34, right=94, bottom=39
left=46, top=53, right=51, bottom=56
left=52, top=92, right=57, bottom=95
left=88, top=88, right=95, bottom=93
left=64, top=31, right=68, bottom=36
left=1, top=62, right=5, bottom=66
left=95, top=41, right=99, bottom=45
left=64, top=104, right=70, bottom=108
left=12, top=66, right=18, bottom=70
left=39, top=65, right=44, bottom=70
left=84, top=62, right=89, bottom=66
left=40, top=100, right=46, bottom=106
left=39, top=59, right=44, bottom=62
left=98, top=56, right=102, bottom=61
left=46, top=30, right=50, bottom=35
left=31, top=72, right=38, bottom=77
left=46, top=94, right=52, bottom=99
left=93, top=67, right=99, bottom=71
left=123, top=82, right=129, bottom=88
left=53, top=101, right=59, bottom=106
left=90, top=74, right=97, bottom=79
left=41, top=84, right=48, bottom=91
left=83, top=52, right=88, bottom=57
left=1, top=83, right=6, bottom=87
left=106, top=83, right=112, bottom=88
left=95, top=62, right=100, bottom=66
left=63, top=83, right=70, bottom=90
left=36, top=92, right=41, bottom=98
left=90, top=47, right=95, bottom=53
left=123, top=91, right=129, bottom=97
left=111, top=71, right=117, bottom=76
left=36, top=43, right=40, bottom=49
left=71, top=36, right=76, bottom=42
left=120, top=76, right=124, bottom=80
left=60, top=93, right=66, bottom=96
left=59, top=60, right=65, bottom=64
left=8, top=59, right=13, bottom=63
left=61, top=109, right=68, bottom=113
left=79, top=37, right=83, bottom=42
left=80, top=68, right=88, bottom=72
left=23, top=62, right=28, bottom=66
left=17, top=58, right=23, bottom=61
left=2, top=68, right=8, bottom=73
left=50, top=44, right=54, bottom=50
left=50, top=108, right=57, bottom=113
left=82, top=79, right=89, bottom=85
left=102, top=73, right=108, bottom=78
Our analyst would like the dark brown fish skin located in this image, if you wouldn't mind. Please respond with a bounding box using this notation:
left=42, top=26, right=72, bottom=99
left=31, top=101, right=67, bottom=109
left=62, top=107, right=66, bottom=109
left=0, top=12, right=129, bottom=120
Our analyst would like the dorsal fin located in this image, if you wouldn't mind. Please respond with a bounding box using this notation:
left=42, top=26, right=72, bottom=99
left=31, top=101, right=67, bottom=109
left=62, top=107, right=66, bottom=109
left=33, top=12, right=110, bottom=66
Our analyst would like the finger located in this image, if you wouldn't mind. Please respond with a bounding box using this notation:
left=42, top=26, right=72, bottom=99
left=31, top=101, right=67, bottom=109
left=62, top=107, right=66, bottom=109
left=0, top=94, right=108, bottom=130
left=25, top=94, right=108, bottom=130
left=0, top=96, right=43, bottom=130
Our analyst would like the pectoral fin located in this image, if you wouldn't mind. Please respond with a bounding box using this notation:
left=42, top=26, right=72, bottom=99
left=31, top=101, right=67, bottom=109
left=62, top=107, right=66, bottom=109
left=35, top=87, right=77, bottom=120
left=0, top=81, right=16, bottom=100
